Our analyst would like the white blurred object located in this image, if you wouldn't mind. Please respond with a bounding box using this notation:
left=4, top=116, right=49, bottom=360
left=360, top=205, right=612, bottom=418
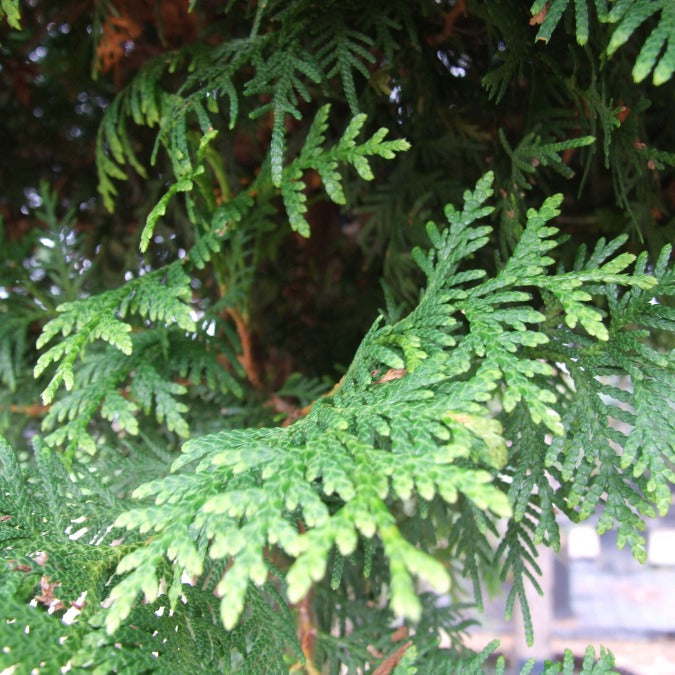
left=647, top=529, right=675, bottom=566
left=567, top=526, right=601, bottom=560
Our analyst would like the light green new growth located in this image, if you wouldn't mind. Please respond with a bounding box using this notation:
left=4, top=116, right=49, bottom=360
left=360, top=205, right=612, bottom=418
left=0, top=0, right=20, bottom=30
left=104, top=172, right=664, bottom=639
left=34, top=262, right=195, bottom=405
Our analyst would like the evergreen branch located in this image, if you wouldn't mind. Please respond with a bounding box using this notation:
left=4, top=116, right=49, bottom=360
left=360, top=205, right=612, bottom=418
left=96, top=42, right=246, bottom=211
left=530, top=0, right=608, bottom=46
left=530, top=0, right=674, bottom=85
left=607, top=0, right=675, bottom=85
left=34, top=262, right=195, bottom=405
left=482, top=2, right=535, bottom=103
left=281, top=105, right=410, bottom=236
left=314, top=21, right=375, bottom=115
left=39, top=325, right=246, bottom=458
left=499, top=129, right=595, bottom=191
left=539, top=244, right=673, bottom=559
left=245, top=41, right=323, bottom=187
left=103, top=172, right=668, bottom=638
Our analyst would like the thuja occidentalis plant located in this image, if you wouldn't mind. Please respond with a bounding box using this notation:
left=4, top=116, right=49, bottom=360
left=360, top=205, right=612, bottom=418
left=1, top=2, right=673, bottom=672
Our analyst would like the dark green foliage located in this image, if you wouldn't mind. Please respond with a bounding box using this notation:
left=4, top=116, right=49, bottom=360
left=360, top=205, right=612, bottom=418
left=0, top=1, right=673, bottom=672
left=530, top=0, right=675, bottom=85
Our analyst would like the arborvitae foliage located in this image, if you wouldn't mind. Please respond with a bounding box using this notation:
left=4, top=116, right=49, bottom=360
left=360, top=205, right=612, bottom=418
left=0, top=1, right=673, bottom=672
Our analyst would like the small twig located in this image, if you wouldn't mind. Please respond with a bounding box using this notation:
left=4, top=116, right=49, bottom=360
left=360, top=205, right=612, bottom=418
left=426, top=0, right=467, bottom=45
left=226, top=307, right=263, bottom=390
left=7, top=403, right=50, bottom=417
left=372, top=641, right=413, bottom=675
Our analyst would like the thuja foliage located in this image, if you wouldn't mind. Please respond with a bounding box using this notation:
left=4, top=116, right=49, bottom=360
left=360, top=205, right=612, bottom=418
left=1, top=1, right=673, bottom=673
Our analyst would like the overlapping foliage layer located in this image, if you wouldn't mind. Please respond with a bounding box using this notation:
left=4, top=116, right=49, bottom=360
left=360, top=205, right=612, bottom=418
left=1, top=1, right=673, bottom=672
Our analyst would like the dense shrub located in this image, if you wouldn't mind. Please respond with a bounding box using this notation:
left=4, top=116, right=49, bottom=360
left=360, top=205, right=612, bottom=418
left=1, top=2, right=672, bottom=672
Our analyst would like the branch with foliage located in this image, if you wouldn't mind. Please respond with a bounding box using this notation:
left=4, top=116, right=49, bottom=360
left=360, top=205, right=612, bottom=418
left=1, top=1, right=673, bottom=673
